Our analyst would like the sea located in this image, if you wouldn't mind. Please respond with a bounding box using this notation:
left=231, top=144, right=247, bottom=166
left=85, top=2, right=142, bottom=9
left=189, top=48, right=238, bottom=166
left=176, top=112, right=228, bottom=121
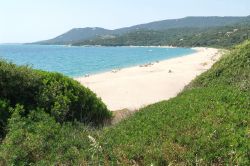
left=0, top=44, right=195, bottom=77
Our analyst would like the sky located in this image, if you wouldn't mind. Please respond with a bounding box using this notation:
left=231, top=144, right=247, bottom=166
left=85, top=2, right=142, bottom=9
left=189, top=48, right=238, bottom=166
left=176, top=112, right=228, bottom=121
left=0, top=0, right=250, bottom=43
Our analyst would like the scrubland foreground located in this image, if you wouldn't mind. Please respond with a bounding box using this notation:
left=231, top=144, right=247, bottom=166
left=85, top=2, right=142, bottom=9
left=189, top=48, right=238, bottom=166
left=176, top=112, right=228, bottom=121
left=0, top=41, right=250, bottom=165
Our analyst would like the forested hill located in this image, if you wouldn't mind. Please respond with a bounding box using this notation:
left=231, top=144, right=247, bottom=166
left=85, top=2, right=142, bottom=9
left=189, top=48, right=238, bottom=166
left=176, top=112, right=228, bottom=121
left=116, top=16, right=250, bottom=32
left=35, top=27, right=113, bottom=45
left=74, top=24, right=250, bottom=48
left=34, top=16, right=250, bottom=45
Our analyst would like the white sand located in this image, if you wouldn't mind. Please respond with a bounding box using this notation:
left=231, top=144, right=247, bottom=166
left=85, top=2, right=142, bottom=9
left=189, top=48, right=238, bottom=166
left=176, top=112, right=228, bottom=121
left=75, top=48, right=221, bottom=111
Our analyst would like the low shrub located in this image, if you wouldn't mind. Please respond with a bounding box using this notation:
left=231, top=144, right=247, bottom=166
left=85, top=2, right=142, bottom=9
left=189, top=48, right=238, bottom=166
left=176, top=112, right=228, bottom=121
left=0, top=99, right=11, bottom=139
left=0, top=105, right=95, bottom=165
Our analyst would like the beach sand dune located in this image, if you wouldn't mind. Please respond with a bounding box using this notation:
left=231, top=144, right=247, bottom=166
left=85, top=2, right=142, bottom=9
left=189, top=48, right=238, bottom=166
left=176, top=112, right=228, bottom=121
left=76, top=48, right=221, bottom=111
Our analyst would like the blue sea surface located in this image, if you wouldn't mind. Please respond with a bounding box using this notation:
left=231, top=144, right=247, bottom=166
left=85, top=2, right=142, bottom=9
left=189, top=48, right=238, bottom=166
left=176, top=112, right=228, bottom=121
left=0, top=44, right=195, bottom=77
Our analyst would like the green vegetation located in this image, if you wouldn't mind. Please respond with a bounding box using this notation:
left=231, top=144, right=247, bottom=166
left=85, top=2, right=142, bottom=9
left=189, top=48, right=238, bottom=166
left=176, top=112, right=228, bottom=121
left=0, top=41, right=249, bottom=165
left=0, top=60, right=111, bottom=138
left=0, top=100, right=10, bottom=139
left=75, top=24, right=250, bottom=48
left=100, top=86, right=249, bottom=165
left=0, top=106, right=96, bottom=165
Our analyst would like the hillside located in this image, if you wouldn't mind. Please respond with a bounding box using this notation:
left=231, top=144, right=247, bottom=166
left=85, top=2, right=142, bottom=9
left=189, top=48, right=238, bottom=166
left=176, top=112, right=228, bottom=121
left=0, top=41, right=249, bottom=165
left=116, top=16, right=250, bottom=31
left=75, top=24, right=250, bottom=48
left=34, top=27, right=113, bottom=45
left=35, top=16, right=250, bottom=45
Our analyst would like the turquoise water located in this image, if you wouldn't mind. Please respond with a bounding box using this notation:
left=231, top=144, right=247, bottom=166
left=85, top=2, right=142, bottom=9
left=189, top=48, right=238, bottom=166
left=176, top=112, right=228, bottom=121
left=0, top=44, right=195, bottom=77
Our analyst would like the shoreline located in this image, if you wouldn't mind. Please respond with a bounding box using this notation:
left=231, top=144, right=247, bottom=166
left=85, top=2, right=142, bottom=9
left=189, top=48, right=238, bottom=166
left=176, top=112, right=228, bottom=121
left=74, top=47, right=197, bottom=78
left=75, top=47, right=222, bottom=111
left=73, top=44, right=178, bottom=48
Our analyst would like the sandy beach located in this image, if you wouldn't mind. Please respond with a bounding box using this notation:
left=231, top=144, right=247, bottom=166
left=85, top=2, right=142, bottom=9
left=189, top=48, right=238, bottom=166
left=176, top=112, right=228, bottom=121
left=76, top=48, right=221, bottom=111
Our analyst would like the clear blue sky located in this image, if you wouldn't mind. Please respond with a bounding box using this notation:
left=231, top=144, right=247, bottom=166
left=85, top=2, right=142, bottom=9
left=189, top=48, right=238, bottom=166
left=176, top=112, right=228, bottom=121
left=1, top=0, right=250, bottom=43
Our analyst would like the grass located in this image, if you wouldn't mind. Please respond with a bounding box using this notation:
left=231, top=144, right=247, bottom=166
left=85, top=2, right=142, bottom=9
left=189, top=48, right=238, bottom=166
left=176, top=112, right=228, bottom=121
left=99, top=86, right=249, bottom=165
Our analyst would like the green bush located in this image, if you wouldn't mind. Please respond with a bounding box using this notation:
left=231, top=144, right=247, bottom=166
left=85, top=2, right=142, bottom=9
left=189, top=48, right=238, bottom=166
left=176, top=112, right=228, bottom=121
left=0, top=60, right=111, bottom=125
left=0, top=105, right=94, bottom=165
left=0, top=100, right=11, bottom=139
